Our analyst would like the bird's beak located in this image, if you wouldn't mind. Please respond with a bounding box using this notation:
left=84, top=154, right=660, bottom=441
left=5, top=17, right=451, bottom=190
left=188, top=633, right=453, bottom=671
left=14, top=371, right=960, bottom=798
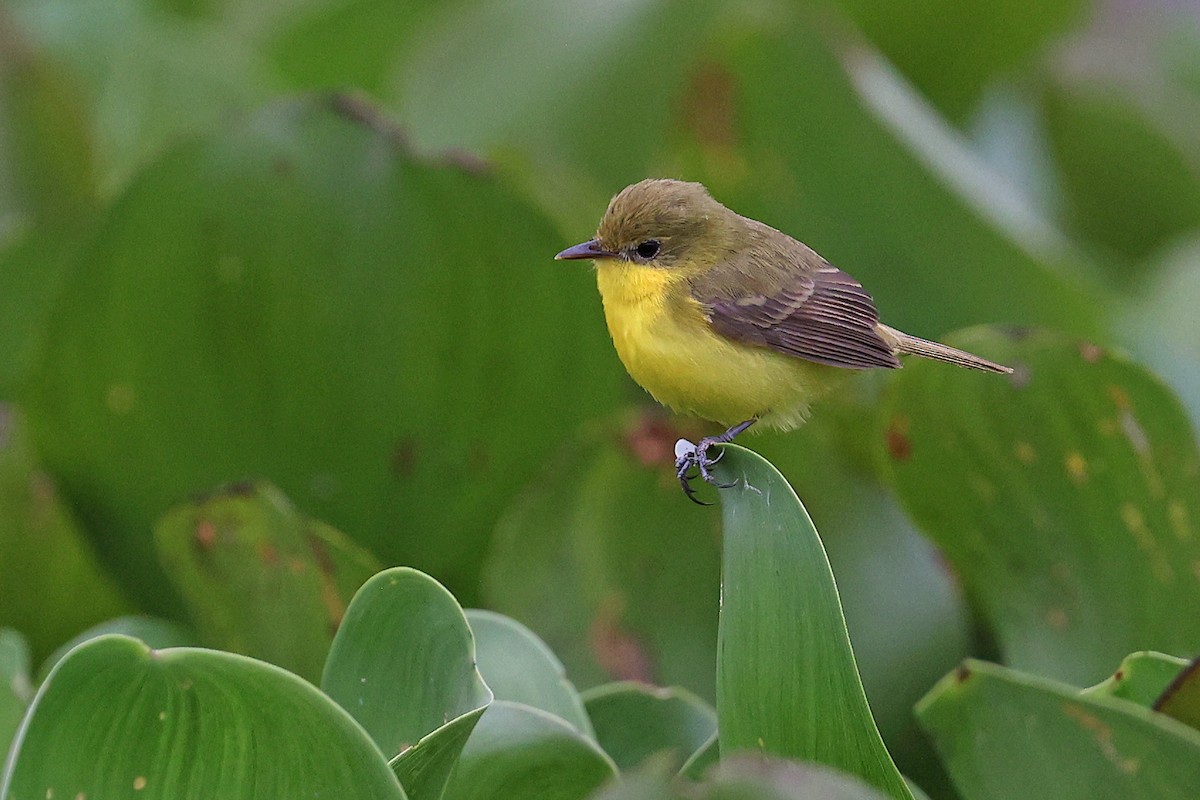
left=555, top=239, right=616, bottom=261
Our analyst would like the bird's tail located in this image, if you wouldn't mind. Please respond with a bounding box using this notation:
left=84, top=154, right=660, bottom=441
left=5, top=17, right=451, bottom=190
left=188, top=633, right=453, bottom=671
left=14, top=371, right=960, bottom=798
left=879, top=325, right=1013, bottom=374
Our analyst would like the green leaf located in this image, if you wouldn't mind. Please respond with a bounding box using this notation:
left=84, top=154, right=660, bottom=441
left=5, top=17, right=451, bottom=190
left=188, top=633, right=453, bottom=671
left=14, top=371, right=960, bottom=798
left=24, top=94, right=623, bottom=609
left=918, top=659, right=1200, bottom=800
left=441, top=701, right=617, bottom=800
left=680, top=732, right=718, bottom=780
left=1, top=635, right=406, bottom=799
left=483, top=413, right=721, bottom=698
left=581, top=681, right=716, bottom=772
left=467, top=609, right=593, bottom=736
left=390, top=707, right=488, bottom=800
left=1154, top=657, right=1200, bottom=733
left=0, top=405, right=130, bottom=661
left=36, top=615, right=195, bottom=683
left=1084, top=652, right=1190, bottom=707
left=322, top=568, right=492, bottom=761
left=155, top=480, right=379, bottom=682
left=880, top=326, right=1200, bottom=684
left=0, top=629, right=32, bottom=756
left=711, top=445, right=911, bottom=800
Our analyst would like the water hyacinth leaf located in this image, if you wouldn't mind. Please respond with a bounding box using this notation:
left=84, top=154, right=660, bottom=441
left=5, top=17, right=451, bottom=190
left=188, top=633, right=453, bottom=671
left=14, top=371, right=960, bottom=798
left=322, top=568, right=492, bottom=762
left=881, top=326, right=1200, bottom=684
left=155, top=481, right=379, bottom=682
left=390, top=706, right=488, bottom=800
left=24, top=94, right=622, bottom=609
left=441, top=701, right=617, bottom=800
left=581, top=681, right=716, bottom=772
left=1084, top=651, right=1189, bottom=708
left=467, top=609, right=593, bottom=736
left=1, top=635, right=406, bottom=799
left=710, top=445, right=911, bottom=800
left=918, top=659, right=1200, bottom=800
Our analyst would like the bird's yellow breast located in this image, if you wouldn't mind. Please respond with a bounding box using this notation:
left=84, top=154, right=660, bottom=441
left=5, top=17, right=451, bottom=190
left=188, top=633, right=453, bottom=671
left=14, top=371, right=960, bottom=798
left=595, top=262, right=838, bottom=431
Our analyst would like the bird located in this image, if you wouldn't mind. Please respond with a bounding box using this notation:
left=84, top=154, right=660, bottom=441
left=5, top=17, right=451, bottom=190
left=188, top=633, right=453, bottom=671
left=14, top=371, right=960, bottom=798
left=555, top=179, right=1012, bottom=503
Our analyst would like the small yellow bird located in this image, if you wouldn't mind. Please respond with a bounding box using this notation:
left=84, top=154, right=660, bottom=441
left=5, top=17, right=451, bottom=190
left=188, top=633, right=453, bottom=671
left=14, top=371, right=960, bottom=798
left=556, top=179, right=1011, bottom=502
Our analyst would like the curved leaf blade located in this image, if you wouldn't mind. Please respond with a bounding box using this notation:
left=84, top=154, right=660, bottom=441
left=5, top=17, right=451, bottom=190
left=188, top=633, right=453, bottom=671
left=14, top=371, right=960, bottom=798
left=322, top=568, right=492, bottom=761
left=2, top=635, right=406, bottom=799
left=442, top=701, right=616, bottom=800
left=581, top=681, right=715, bottom=772
left=1084, top=651, right=1189, bottom=707
left=918, top=659, right=1200, bottom=800
left=467, top=609, right=592, bottom=736
left=712, top=445, right=911, bottom=799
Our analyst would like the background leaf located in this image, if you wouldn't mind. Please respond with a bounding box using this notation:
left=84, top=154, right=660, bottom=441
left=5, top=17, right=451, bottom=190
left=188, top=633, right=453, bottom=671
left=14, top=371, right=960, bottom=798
left=880, top=326, right=1200, bottom=684
left=918, top=659, right=1200, bottom=800
left=581, top=681, right=716, bottom=772
left=0, top=629, right=32, bottom=757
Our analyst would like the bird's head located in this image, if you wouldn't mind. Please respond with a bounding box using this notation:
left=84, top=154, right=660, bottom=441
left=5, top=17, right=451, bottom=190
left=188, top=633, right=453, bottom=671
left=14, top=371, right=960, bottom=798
left=555, top=179, right=737, bottom=274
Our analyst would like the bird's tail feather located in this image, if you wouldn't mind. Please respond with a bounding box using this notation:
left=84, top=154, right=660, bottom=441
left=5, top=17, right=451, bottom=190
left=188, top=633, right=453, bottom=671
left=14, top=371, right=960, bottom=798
left=880, top=326, right=1013, bottom=374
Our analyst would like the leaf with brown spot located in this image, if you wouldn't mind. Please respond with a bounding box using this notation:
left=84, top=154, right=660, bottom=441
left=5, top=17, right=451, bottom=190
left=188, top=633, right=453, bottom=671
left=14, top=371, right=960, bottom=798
left=882, top=326, right=1200, bottom=685
left=155, top=481, right=380, bottom=682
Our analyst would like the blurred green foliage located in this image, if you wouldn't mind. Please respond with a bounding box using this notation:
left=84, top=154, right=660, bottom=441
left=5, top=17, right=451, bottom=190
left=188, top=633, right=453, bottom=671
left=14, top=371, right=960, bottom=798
left=2, top=0, right=1200, bottom=796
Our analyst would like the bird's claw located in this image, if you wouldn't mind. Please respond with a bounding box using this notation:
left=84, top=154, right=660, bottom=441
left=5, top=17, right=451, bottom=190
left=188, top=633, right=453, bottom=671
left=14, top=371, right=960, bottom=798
left=674, top=437, right=739, bottom=505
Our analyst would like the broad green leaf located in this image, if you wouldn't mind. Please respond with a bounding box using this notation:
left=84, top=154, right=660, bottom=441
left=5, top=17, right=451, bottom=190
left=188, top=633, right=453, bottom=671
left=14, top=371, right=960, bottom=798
left=581, top=681, right=715, bottom=771
left=483, top=413, right=720, bottom=698
left=322, top=568, right=492, bottom=762
left=0, top=629, right=32, bottom=757
left=680, top=732, right=718, bottom=780
left=442, top=701, right=617, bottom=800
left=0, top=405, right=130, bottom=660
left=711, top=445, right=911, bottom=800
left=1, top=635, right=406, bottom=799
left=390, top=707, right=487, bottom=800
left=24, top=94, right=623, bottom=609
left=1084, top=652, right=1189, bottom=707
left=1154, top=657, right=1200, bottom=733
left=467, top=609, right=593, bottom=736
left=37, top=615, right=195, bottom=683
left=589, top=755, right=894, bottom=800
left=881, top=326, right=1200, bottom=684
left=156, top=481, right=379, bottom=682
left=833, top=0, right=1086, bottom=121
left=918, top=659, right=1200, bottom=800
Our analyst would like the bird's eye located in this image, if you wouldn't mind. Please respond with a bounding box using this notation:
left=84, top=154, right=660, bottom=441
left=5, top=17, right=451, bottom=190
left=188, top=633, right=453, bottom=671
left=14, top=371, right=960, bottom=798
left=634, top=240, right=661, bottom=260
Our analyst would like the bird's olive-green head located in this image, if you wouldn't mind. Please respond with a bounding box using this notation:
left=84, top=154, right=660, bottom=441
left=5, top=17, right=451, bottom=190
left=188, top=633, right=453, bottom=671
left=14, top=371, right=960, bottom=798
left=555, top=179, right=738, bottom=272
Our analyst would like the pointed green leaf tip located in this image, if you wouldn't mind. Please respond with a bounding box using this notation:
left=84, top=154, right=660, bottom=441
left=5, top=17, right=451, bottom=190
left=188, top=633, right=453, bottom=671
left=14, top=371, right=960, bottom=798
left=711, top=445, right=912, bottom=800
left=2, top=635, right=406, bottom=799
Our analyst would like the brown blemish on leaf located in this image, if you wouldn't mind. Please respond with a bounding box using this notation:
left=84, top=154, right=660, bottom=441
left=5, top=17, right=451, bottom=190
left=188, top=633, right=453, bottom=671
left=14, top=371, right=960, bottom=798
left=271, top=156, right=293, bottom=177
left=1097, top=418, right=1117, bottom=437
left=256, top=540, right=278, bottom=566
left=1120, top=503, right=1174, bottom=583
left=997, top=325, right=1034, bottom=340
left=885, top=414, right=911, bottom=461
left=1169, top=500, right=1192, bottom=541
left=194, top=519, right=217, bottom=551
left=1014, top=441, right=1037, bottom=464
left=467, top=441, right=490, bottom=474
left=588, top=591, right=655, bottom=683
left=954, top=663, right=972, bottom=683
left=307, top=532, right=348, bottom=632
left=1061, top=702, right=1140, bottom=774
left=105, top=383, right=137, bottom=414
left=622, top=411, right=684, bottom=468
left=1107, top=385, right=1131, bottom=410
left=1064, top=452, right=1088, bottom=485
left=390, top=437, right=418, bottom=479
left=1045, top=607, right=1069, bottom=630
left=133, top=776, right=147, bottom=791
left=1078, top=341, right=1104, bottom=362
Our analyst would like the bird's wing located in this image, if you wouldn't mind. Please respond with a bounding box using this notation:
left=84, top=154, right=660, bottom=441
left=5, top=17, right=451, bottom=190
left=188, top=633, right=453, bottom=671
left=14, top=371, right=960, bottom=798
left=693, top=256, right=901, bottom=370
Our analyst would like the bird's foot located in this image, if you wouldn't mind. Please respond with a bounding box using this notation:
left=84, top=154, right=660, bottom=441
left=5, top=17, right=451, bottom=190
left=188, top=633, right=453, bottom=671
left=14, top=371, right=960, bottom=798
left=674, top=437, right=739, bottom=506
